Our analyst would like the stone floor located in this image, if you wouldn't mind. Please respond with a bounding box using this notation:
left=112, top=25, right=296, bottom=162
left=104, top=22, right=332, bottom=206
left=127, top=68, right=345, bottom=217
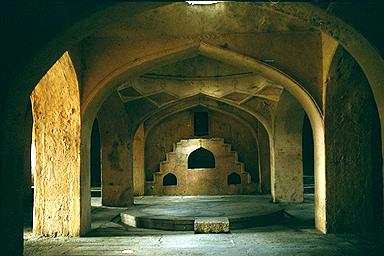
left=24, top=195, right=384, bottom=255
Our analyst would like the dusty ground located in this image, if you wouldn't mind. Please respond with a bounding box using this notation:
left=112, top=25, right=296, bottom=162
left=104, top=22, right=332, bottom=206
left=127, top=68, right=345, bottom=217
left=24, top=195, right=384, bottom=255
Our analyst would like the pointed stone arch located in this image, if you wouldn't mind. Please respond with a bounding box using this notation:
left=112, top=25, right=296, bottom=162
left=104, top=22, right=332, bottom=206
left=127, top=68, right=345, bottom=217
left=80, top=41, right=325, bottom=232
left=163, top=173, right=177, bottom=186
left=131, top=96, right=268, bottom=197
left=228, top=172, right=242, bottom=185
left=4, top=6, right=384, bottom=253
left=188, top=147, right=215, bottom=169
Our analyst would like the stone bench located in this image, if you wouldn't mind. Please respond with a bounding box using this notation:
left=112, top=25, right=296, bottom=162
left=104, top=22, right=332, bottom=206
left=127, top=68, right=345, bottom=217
left=194, top=217, right=230, bottom=233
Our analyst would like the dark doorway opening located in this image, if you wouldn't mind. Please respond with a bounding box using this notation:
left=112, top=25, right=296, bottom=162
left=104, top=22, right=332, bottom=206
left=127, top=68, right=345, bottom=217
left=91, top=119, right=101, bottom=197
left=302, top=113, right=314, bottom=194
left=163, top=173, right=177, bottom=186
left=194, top=112, right=208, bottom=136
left=188, top=147, right=215, bottom=169
left=228, top=172, right=241, bottom=185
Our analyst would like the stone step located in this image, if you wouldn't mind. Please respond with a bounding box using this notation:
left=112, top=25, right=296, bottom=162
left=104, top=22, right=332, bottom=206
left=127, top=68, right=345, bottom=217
left=91, top=187, right=101, bottom=197
left=194, top=217, right=230, bottom=234
left=303, top=175, right=314, bottom=184
left=304, top=185, right=314, bottom=194
left=121, top=196, right=285, bottom=231
left=222, top=144, right=231, bottom=152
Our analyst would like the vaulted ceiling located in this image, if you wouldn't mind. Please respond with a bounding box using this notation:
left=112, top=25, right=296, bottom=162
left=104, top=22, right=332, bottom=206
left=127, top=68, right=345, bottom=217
left=85, top=2, right=323, bottom=131
left=116, top=55, right=283, bottom=128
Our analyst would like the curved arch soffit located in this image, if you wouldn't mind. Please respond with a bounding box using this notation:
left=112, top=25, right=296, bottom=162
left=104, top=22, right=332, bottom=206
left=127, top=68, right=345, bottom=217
left=83, top=42, right=323, bottom=137
left=259, top=3, right=384, bottom=122
left=85, top=44, right=325, bottom=216
left=6, top=3, right=381, bottom=148
left=141, top=96, right=263, bottom=146
left=140, top=95, right=272, bottom=140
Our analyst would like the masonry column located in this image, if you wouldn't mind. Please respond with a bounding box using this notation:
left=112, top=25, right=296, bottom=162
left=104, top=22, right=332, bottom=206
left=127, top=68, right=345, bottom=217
left=31, top=52, right=82, bottom=236
left=133, top=123, right=145, bottom=196
left=325, top=47, right=383, bottom=232
left=258, top=125, right=271, bottom=194
left=272, top=91, right=304, bottom=203
left=98, top=93, right=133, bottom=206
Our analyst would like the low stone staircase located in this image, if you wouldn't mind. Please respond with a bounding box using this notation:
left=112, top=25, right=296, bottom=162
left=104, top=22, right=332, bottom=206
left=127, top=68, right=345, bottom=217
left=159, top=138, right=246, bottom=175
left=151, top=138, right=254, bottom=195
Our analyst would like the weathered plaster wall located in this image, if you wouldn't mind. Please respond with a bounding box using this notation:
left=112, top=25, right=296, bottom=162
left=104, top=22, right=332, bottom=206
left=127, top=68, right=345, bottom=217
left=321, top=32, right=338, bottom=111
left=325, top=47, right=383, bottom=232
left=133, top=123, right=145, bottom=196
left=257, top=125, right=271, bottom=193
left=145, top=111, right=191, bottom=181
left=152, top=138, right=253, bottom=195
left=98, top=93, right=133, bottom=207
left=327, top=2, right=384, bottom=56
left=272, top=90, right=304, bottom=203
left=211, top=112, right=260, bottom=183
left=30, top=52, right=81, bottom=236
left=144, top=108, right=260, bottom=185
left=82, top=31, right=323, bottom=109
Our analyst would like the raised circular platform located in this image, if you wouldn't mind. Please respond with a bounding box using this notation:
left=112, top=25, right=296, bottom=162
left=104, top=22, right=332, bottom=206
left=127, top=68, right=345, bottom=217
left=120, top=195, right=285, bottom=231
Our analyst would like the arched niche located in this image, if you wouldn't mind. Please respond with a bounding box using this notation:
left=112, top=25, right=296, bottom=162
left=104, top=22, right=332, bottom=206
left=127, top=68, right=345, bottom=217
left=163, top=173, right=177, bottom=186
left=142, top=102, right=263, bottom=186
left=228, top=173, right=241, bottom=185
left=188, top=147, right=215, bottom=169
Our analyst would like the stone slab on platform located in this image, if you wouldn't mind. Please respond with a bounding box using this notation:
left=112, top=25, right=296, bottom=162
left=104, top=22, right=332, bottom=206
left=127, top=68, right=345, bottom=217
left=194, top=217, right=230, bottom=233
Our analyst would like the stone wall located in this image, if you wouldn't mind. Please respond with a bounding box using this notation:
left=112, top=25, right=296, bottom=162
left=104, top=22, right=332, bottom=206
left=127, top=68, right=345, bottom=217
left=98, top=93, right=133, bottom=207
left=30, top=52, right=81, bottom=236
left=144, top=108, right=260, bottom=184
left=257, top=125, right=271, bottom=193
left=325, top=46, right=383, bottom=232
left=272, top=90, right=304, bottom=203
left=152, top=138, right=253, bottom=195
left=133, top=123, right=145, bottom=196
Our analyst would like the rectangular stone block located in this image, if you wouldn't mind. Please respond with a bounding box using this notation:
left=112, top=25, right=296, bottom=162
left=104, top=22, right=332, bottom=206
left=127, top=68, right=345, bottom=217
left=194, top=217, right=230, bottom=233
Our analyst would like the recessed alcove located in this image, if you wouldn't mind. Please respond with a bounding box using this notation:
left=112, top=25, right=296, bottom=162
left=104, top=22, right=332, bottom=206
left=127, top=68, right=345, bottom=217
left=163, top=173, right=177, bottom=186
left=152, top=138, right=255, bottom=195
left=188, top=147, right=215, bottom=169
left=228, top=172, right=241, bottom=185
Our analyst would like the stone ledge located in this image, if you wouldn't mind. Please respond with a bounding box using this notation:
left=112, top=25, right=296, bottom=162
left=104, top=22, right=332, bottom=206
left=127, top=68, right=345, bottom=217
left=194, top=217, right=230, bottom=233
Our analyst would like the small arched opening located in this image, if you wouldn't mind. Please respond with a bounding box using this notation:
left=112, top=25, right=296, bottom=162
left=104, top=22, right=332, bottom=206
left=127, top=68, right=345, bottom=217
left=163, top=173, right=177, bottom=186
left=227, top=173, right=241, bottom=185
left=188, top=147, right=215, bottom=169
